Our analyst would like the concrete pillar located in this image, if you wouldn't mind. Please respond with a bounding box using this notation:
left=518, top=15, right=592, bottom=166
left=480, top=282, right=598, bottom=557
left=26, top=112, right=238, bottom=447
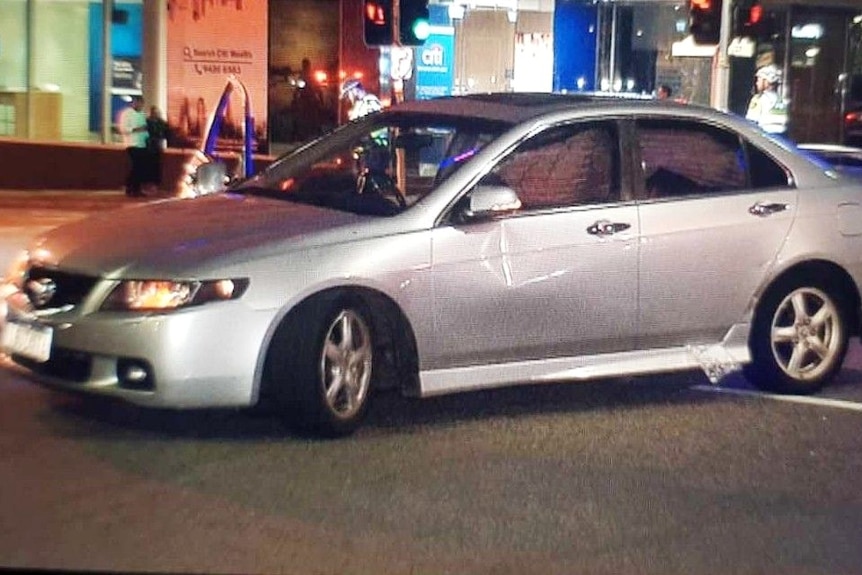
left=142, top=0, right=168, bottom=113
left=100, top=0, right=113, bottom=143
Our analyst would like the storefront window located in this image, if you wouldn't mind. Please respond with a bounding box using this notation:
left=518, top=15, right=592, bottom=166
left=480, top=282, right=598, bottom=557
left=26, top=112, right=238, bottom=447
left=841, top=14, right=862, bottom=144
left=781, top=7, right=843, bottom=141
left=0, top=0, right=30, bottom=137
left=592, top=1, right=714, bottom=102
left=34, top=0, right=92, bottom=140
left=0, top=0, right=141, bottom=143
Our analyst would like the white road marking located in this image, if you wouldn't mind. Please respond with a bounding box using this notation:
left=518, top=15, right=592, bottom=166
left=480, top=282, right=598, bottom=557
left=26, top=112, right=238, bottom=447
left=691, top=384, right=862, bottom=412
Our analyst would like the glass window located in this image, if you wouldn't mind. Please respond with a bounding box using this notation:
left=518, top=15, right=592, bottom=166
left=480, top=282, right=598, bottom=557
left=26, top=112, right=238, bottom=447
left=234, top=112, right=509, bottom=216
left=488, top=121, right=620, bottom=210
left=0, top=0, right=29, bottom=137
left=746, top=143, right=792, bottom=188
left=636, top=119, right=747, bottom=198
left=0, top=0, right=141, bottom=142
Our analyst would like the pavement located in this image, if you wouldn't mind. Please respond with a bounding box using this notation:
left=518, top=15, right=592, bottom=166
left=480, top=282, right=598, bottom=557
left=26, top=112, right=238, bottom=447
left=0, top=189, right=170, bottom=270
left=0, top=188, right=168, bottom=227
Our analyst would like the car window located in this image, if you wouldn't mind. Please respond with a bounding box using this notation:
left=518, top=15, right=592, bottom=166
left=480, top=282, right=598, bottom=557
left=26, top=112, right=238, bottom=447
left=486, top=121, right=620, bottom=211
left=235, top=114, right=508, bottom=216
left=745, top=141, right=792, bottom=188
left=636, top=119, right=747, bottom=199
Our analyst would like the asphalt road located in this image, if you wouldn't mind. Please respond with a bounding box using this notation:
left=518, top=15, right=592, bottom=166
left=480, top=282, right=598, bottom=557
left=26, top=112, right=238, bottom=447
left=2, top=191, right=862, bottom=574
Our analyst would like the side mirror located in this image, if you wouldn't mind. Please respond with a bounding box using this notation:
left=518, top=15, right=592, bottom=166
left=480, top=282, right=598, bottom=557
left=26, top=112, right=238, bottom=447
left=193, top=162, right=229, bottom=196
left=463, top=184, right=522, bottom=219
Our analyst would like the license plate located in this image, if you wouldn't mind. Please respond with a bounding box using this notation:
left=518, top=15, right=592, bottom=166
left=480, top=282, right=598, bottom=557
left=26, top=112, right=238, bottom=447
left=1, top=320, right=53, bottom=363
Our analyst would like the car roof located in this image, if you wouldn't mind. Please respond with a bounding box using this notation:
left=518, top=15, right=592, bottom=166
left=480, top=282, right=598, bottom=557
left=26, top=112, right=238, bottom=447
left=388, top=92, right=709, bottom=125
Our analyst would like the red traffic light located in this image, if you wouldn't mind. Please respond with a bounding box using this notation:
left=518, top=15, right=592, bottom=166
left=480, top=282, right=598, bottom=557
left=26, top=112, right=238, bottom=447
left=749, top=3, right=762, bottom=24
left=733, top=0, right=771, bottom=38
left=363, top=0, right=393, bottom=46
left=366, top=1, right=387, bottom=25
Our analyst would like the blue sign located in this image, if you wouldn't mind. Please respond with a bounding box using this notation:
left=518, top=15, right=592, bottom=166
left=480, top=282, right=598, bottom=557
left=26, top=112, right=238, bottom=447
left=415, top=5, right=453, bottom=100
left=415, top=29, right=453, bottom=100
left=553, top=2, right=598, bottom=92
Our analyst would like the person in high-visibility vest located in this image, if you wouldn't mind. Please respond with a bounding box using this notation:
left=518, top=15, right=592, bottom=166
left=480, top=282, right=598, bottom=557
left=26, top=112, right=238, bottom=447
left=746, top=64, right=789, bottom=135
left=340, top=79, right=383, bottom=121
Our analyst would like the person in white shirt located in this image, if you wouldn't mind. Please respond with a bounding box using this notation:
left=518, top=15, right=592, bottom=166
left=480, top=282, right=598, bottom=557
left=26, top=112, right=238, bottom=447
left=119, top=95, right=148, bottom=197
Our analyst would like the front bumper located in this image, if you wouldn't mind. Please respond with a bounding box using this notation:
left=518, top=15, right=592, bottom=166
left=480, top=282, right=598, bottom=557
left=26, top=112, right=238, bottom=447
left=1, top=286, right=275, bottom=409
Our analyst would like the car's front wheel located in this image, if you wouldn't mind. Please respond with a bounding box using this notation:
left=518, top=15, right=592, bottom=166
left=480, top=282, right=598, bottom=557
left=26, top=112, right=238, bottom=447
left=265, top=298, right=375, bottom=437
left=745, top=276, right=849, bottom=394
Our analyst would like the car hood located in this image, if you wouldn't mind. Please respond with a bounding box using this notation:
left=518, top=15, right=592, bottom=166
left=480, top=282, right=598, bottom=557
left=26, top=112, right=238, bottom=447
left=28, top=194, right=374, bottom=277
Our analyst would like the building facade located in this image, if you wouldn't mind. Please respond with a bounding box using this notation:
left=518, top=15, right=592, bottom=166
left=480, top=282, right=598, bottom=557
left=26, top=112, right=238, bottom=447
left=1, top=0, right=860, bottom=150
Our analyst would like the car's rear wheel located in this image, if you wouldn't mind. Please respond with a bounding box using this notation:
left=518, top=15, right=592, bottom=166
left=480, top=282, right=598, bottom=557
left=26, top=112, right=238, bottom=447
left=265, top=298, right=374, bottom=437
left=745, top=276, right=848, bottom=394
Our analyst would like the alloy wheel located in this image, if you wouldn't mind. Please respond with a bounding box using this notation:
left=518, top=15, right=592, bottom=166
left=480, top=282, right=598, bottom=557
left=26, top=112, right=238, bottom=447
left=319, top=309, right=373, bottom=420
left=770, top=286, right=843, bottom=382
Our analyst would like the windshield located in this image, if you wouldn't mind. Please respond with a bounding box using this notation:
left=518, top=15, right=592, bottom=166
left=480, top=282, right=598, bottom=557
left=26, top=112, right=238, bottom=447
left=233, top=111, right=509, bottom=216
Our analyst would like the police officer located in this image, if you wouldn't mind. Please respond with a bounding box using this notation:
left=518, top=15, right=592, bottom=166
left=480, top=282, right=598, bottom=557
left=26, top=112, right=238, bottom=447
left=746, top=64, right=788, bottom=135
left=340, top=79, right=383, bottom=121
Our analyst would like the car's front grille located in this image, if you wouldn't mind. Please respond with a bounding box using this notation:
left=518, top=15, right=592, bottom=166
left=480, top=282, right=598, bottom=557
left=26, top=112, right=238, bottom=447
left=24, top=266, right=99, bottom=310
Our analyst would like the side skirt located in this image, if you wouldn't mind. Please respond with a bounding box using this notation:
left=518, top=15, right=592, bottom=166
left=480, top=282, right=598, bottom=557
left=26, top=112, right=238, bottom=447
left=417, top=324, right=751, bottom=398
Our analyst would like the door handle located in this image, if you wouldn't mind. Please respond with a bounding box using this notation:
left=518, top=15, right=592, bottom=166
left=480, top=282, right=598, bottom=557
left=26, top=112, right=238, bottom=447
left=749, top=202, right=789, bottom=217
left=587, top=220, right=631, bottom=236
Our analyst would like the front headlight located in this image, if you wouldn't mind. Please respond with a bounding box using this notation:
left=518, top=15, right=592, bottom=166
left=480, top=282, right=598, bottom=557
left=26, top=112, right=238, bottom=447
left=100, top=278, right=249, bottom=311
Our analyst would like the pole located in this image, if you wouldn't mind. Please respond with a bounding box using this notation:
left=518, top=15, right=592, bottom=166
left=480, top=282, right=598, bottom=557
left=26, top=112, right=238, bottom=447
left=101, top=0, right=113, bottom=143
left=712, top=0, right=733, bottom=110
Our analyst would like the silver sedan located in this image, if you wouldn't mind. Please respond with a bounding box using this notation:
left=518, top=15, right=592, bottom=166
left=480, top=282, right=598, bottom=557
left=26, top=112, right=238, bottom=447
left=3, top=93, right=862, bottom=436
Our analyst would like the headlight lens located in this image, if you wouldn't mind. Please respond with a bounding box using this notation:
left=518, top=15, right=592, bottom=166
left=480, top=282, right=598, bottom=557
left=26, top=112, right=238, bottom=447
left=101, top=278, right=248, bottom=311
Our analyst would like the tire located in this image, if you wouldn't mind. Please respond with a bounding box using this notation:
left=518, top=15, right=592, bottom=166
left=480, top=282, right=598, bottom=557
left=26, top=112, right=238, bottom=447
left=266, top=298, right=375, bottom=437
left=744, top=275, right=849, bottom=395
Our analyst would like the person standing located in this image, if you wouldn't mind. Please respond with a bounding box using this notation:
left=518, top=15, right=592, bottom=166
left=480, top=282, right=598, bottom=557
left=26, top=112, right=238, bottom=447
left=119, top=95, right=148, bottom=197
left=656, top=84, right=673, bottom=100
left=340, top=79, right=383, bottom=121
left=145, top=105, right=170, bottom=195
left=745, top=65, right=788, bottom=135
left=291, top=58, right=326, bottom=142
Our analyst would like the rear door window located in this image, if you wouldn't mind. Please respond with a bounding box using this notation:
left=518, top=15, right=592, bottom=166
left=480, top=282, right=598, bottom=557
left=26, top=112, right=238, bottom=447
left=635, top=118, right=747, bottom=199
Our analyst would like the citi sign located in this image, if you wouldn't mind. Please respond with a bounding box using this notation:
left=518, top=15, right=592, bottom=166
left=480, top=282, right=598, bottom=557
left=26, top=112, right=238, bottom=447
left=419, top=44, right=446, bottom=70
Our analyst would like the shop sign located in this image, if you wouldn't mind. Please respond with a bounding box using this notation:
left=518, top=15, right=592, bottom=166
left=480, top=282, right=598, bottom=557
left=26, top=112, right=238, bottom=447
left=415, top=26, right=454, bottom=100
left=728, top=37, right=756, bottom=58
left=166, top=0, right=268, bottom=153
left=112, top=57, right=142, bottom=91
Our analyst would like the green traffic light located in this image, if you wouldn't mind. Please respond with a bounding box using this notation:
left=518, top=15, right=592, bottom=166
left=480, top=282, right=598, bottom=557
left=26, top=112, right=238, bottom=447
left=398, top=0, right=429, bottom=45
left=412, top=18, right=430, bottom=41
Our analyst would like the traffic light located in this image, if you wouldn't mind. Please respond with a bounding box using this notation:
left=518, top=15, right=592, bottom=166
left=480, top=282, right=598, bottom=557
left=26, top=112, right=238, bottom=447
left=689, top=0, right=722, bottom=45
left=397, top=0, right=430, bottom=46
left=363, top=0, right=393, bottom=46
left=734, top=0, right=773, bottom=39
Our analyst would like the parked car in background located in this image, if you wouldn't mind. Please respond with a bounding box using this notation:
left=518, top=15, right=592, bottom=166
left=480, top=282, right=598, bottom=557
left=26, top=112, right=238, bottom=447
left=4, top=94, right=862, bottom=436
left=843, top=108, right=862, bottom=147
left=798, top=143, right=862, bottom=179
